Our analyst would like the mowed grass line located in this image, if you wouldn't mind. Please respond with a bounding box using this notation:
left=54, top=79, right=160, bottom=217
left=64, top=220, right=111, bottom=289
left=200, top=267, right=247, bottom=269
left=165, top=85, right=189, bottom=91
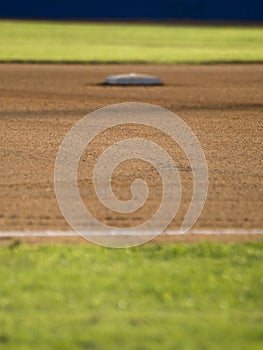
left=0, top=242, right=262, bottom=349
left=0, top=20, right=263, bottom=63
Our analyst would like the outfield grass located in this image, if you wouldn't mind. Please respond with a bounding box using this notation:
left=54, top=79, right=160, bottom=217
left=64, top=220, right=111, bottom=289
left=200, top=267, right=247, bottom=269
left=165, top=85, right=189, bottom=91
left=0, top=242, right=262, bottom=349
left=0, top=20, right=262, bottom=64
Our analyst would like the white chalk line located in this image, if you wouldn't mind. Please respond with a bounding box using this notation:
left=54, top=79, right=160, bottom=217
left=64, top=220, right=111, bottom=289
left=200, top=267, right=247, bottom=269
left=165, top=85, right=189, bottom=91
left=0, top=229, right=263, bottom=237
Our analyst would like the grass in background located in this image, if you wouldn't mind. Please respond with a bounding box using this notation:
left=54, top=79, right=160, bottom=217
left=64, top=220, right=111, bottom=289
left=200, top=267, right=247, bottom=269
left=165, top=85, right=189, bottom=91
left=0, top=20, right=262, bottom=64
left=0, top=242, right=262, bottom=349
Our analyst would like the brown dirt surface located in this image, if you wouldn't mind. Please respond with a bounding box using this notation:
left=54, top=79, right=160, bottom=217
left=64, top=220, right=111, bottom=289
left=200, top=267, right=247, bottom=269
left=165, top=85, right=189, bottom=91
left=0, top=63, right=262, bottom=244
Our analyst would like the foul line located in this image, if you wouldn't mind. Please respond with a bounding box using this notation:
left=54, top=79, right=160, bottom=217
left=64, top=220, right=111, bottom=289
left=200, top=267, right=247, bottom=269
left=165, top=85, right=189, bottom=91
left=0, top=229, right=262, bottom=237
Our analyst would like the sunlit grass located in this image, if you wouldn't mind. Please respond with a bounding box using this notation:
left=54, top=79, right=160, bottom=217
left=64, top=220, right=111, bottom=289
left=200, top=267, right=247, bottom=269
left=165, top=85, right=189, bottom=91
left=0, top=20, right=262, bottom=63
left=0, top=242, right=262, bottom=349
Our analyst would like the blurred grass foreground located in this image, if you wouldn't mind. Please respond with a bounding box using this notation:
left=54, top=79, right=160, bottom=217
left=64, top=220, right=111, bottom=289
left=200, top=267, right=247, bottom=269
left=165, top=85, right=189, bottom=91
left=0, top=242, right=262, bottom=349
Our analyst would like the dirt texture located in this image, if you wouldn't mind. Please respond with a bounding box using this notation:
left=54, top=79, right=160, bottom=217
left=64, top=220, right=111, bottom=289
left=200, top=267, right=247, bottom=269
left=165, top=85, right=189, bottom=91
left=0, top=63, right=262, bottom=243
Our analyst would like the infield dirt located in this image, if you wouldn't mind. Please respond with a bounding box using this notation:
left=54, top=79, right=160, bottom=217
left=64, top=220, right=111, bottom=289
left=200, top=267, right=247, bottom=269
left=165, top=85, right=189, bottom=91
left=0, top=63, right=262, bottom=243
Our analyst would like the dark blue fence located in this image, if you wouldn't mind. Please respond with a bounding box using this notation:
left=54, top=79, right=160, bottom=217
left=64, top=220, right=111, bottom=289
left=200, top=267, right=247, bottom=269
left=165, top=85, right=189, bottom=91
left=0, top=0, right=262, bottom=21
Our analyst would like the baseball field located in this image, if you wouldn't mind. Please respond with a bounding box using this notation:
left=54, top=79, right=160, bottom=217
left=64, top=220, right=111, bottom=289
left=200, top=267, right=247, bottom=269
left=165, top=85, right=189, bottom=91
left=0, top=20, right=263, bottom=349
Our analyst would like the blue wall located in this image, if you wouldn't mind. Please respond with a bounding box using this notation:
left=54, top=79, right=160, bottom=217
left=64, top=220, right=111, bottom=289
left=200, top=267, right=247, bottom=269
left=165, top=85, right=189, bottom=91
left=0, top=0, right=262, bottom=21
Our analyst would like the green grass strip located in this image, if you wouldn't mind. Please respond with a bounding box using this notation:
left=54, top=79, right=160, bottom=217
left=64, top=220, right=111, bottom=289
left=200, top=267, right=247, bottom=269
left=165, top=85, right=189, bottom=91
left=0, top=242, right=262, bottom=349
left=0, top=20, right=263, bottom=63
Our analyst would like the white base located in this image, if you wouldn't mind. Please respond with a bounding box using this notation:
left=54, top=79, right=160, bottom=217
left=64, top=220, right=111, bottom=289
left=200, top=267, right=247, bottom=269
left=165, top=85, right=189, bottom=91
left=104, top=73, right=163, bottom=86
